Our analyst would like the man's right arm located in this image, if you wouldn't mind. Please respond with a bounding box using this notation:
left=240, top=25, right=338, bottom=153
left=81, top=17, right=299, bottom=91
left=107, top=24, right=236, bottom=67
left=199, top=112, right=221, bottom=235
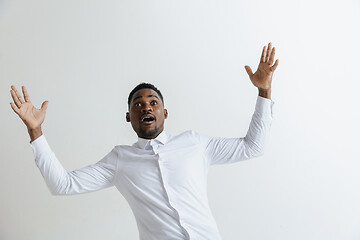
left=31, top=135, right=117, bottom=195
left=10, top=85, right=116, bottom=195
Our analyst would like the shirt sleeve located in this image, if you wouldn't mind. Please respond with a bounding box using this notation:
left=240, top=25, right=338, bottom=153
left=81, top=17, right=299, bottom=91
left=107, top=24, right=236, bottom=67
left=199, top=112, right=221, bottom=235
left=30, top=135, right=118, bottom=195
left=202, top=96, right=274, bottom=165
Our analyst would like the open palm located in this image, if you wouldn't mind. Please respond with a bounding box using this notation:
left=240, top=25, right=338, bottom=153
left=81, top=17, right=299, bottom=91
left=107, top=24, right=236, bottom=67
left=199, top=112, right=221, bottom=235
left=10, top=86, right=48, bottom=130
left=245, top=42, right=279, bottom=90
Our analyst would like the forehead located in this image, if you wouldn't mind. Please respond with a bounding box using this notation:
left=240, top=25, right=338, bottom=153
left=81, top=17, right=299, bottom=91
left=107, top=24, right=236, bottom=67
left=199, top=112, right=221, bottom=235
left=131, top=88, right=161, bottom=102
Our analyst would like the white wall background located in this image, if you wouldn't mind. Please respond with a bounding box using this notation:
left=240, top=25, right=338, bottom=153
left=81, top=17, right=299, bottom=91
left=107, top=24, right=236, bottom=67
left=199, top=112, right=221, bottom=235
left=1, top=0, right=360, bottom=239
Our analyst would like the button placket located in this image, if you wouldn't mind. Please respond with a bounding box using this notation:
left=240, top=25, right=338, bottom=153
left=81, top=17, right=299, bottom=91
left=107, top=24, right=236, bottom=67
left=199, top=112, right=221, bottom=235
left=156, top=151, right=190, bottom=239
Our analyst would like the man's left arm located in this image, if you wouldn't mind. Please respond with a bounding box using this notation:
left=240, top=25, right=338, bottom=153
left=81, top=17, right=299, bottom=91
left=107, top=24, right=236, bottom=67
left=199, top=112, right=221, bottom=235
left=204, top=42, right=279, bottom=165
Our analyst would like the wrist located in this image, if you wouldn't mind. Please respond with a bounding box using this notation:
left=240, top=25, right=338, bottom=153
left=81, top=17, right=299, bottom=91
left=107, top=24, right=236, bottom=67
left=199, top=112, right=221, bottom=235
left=28, top=127, right=43, bottom=143
left=258, top=88, right=271, bottom=99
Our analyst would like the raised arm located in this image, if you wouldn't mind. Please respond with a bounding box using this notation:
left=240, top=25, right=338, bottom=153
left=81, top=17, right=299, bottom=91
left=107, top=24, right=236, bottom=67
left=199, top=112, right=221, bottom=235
left=31, top=135, right=117, bottom=195
left=204, top=43, right=278, bottom=165
left=10, top=85, right=48, bottom=142
left=10, top=85, right=116, bottom=195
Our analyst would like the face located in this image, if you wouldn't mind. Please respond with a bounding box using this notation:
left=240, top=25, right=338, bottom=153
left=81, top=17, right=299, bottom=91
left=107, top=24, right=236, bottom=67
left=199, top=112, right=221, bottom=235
left=126, top=88, right=168, bottom=139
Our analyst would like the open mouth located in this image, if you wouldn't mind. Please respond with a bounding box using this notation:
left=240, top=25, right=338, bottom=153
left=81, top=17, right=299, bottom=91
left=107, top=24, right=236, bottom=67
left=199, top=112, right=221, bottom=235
left=141, top=114, right=155, bottom=124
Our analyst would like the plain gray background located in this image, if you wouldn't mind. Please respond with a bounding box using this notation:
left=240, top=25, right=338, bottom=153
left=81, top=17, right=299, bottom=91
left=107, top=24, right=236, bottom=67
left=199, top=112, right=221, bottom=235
left=1, top=0, right=360, bottom=239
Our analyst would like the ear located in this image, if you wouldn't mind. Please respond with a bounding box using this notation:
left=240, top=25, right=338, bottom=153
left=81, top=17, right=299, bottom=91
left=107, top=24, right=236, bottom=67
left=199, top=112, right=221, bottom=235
left=164, top=109, right=168, bottom=119
left=126, top=112, right=130, bottom=122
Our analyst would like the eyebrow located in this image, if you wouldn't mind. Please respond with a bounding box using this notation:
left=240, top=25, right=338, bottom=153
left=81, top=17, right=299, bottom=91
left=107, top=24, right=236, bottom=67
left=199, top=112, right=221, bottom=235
left=132, top=95, right=160, bottom=102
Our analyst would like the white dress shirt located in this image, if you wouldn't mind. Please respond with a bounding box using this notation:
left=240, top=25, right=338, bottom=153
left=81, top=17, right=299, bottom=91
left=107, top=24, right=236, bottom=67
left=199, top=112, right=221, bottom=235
left=31, top=96, right=274, bottom=240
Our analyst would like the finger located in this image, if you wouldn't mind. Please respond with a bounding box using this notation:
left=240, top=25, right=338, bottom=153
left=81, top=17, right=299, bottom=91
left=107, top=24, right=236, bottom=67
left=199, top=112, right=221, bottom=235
left=11, top=85, right=25, bottom=104
left=269, top=47, right=276, bottom=65
left=10, top=102, right=20, bottom=115
left=244, top=65, right=253, bottom=77
left=260, top=46, right=267, bottom=63
left=22, top=86, right=32, bottom=103
left=266, top=42, right=272, bottom=62
left=41, top=101, right=49, bottom=112
left=10, top=89, right=22, bottom=108
left=270, top=59, right=279, bottom=72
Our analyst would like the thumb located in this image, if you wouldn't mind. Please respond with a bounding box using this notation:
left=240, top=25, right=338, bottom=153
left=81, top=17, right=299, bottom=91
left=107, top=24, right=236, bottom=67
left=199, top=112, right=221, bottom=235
left=244, top=65, right=253, bottom=77
left=41, top=101, right=49, bottom=112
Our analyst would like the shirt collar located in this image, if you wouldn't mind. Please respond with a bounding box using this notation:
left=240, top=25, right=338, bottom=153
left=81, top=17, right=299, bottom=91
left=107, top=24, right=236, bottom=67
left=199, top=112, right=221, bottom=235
left=134, top=130, right=168, bottom=149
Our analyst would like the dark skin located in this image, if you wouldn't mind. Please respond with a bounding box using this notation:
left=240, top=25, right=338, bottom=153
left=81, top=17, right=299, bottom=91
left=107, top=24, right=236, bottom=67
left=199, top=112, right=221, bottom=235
left=10, top=42, right=278, bottom=142
left=126, top=89, right=168, bottom=139
left=246, top=42, right=279, bottom=99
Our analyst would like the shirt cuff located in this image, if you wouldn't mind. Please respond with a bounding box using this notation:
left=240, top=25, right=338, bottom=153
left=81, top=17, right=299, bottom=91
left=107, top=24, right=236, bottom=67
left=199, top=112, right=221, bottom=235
left=30, top=135, right=50, bottom=159
left=255, top=96, right=275, bottom=117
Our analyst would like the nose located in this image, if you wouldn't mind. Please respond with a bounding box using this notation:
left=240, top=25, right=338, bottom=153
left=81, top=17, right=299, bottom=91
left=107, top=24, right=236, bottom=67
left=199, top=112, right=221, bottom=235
left=141, top=103, right=152, bottom=113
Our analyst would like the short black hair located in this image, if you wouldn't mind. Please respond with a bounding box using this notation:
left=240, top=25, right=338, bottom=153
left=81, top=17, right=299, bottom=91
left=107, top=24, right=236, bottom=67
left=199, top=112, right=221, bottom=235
left=128, top=83, right=164, bottom=107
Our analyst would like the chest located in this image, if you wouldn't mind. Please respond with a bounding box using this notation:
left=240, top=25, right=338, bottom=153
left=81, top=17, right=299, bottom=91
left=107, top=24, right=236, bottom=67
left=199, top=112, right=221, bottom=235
left=115, top=142, right=208, bottom=190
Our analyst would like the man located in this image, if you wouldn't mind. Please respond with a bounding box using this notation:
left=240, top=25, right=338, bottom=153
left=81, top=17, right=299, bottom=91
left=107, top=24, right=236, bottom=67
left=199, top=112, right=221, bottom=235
left=10, top=43, right=279, bottom=239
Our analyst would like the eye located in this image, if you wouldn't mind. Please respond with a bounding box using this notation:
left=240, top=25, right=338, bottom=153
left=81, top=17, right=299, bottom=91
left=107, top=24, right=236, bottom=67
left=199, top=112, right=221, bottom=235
left=151, top=100, right=158, bottom=105
left=134, top=102, right=141, bottom=107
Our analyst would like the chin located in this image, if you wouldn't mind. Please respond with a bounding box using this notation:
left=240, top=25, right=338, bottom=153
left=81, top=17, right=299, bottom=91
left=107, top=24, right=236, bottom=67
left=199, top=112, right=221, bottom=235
left=139, top=127, right=160, bottom=139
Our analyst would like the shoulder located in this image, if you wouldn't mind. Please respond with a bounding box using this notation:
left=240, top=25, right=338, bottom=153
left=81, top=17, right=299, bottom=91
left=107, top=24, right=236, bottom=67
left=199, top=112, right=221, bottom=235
left=168, top=130, right=209, bottom=144
left=114, top=144, right=133, bottom=151
left=113, top=144, right=138, bottom=154
left=170, top=130, right=198, bottom=139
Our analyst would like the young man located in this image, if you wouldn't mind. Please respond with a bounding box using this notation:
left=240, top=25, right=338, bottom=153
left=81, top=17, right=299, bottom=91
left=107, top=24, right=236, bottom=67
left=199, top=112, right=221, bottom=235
left=10, top=43, right=279, bottom=240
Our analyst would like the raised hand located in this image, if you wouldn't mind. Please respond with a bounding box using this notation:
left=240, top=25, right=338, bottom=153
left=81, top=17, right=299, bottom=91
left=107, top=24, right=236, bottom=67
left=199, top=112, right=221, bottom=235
left=245, top=42, right=279, bottom=91
left=10, top=85, right=49, bottom=131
